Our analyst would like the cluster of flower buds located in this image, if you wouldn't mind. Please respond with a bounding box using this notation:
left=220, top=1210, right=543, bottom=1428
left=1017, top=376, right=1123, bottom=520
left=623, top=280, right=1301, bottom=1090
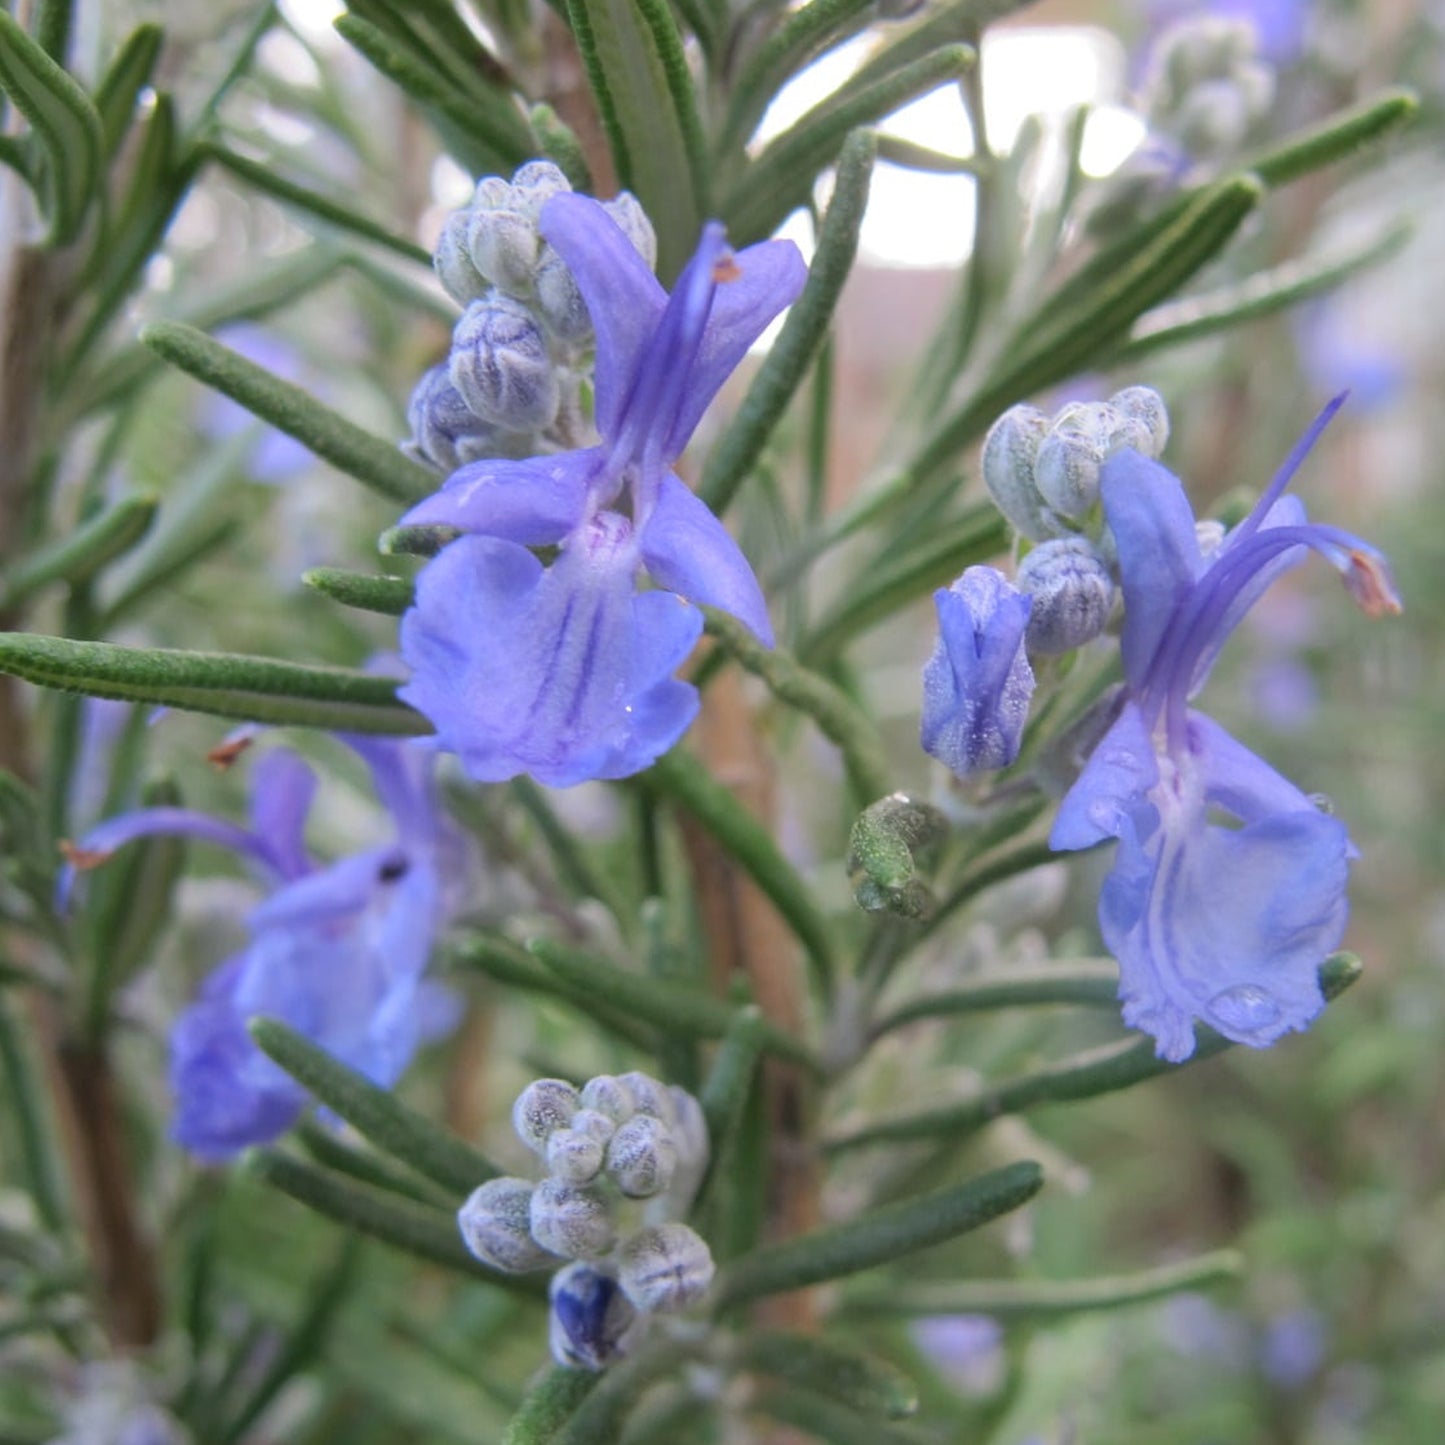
left=456, top=1071, right=713, bottom=1371
left=404, top=161, right=657, bottom=472
left=981, top=387, right=1169, bottom=654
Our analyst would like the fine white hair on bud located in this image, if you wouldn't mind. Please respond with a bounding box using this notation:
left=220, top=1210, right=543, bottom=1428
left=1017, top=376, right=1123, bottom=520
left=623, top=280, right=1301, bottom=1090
left=449, top=295, right=559, bottom=432
left=605, top=1114, right=678, bottom=1199
left=512, top=1078, right=582, bottom=1154
left=1016, top=537, right=1117, bottom=654
left=546, top=1127, right=605, bottom=1186
left=579, top=1074, right=635, bottom=1125
left=529, top=1179, right=617, bottom=1260
left=616, top=1071, right=675, bottom=1127
left=616, top=1223, right=715, bottom=1314
left=457, top=1178, right=557, bottom=1273
left=982, top=404, right=1056, bottom=540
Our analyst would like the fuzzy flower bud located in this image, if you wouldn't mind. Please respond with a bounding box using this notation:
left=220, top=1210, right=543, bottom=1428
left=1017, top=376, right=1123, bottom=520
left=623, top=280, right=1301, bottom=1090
left=403, top=364, right=529, bottom=473
left=449, top=295, right=559, bottom=432
left=529, top=1178, right=617, bottom=1260
left=568, top=1107, right=617, bottom=1145
left=1109, top=386, right=1170, bottom=457
left=982, top=403, right=1055, bottom=540
left=579, top=1074, right=635, bottom=1125
left=617, top=1223, right=715, bottom=1313
left=666, top=1085, right=708, bottom=1167
left=616, top=1071, right=675, bottom=1126
left=606, top=1113, right=678, bottom=1199
left=457, top=1177, right=557, bottom=1273
left=1016, top=537, right=1116, bottom=654
left=546, top=1126, right=606, bottom=1185
left=434, top=210, right=488, bottom=305
left=513, top=1078, right=582, bottom=1155
left=549, top=1262, right=639, bottom=1371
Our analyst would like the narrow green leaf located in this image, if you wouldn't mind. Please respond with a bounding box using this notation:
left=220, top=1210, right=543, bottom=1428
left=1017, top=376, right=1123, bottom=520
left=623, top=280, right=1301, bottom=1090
left=701, top=607, right=892, bottom=804
left=642, top=749, right=838, bottom=1000
left=714, top=1161, right=1043, bottom=1309
left=510, top=777, right=631, bottom=925
left=701, top=129, right=876, bottom=518
left=1109, top=220, right=1411, bottom=364
left=528, top=102, right=592, bottom=191
left=873, top=135, right=978, bottom=173
left=1247, top=87, right=1417, bottom=188
left=907, top=175, right=1263, bottom=493
left=140, top=321, right=435, bottom=504
left=348, top=0, right=516, bottom=97
left=0, top=494, right=157, bottom=608
left=718, top=0, right=876, bottom=156
left=828, top=953, right=1363, bottom=1153
left=554, top=1339, right=695, bottom=1445
left=303, top=567, right=415, bottom=616
left=527, top=938, right=819, bottom=1072
left=844, top=1248, right=1242, bottom=1322
left=249, top=1018, right=499, bottom=1198
left=296, top=1121, right=453, bottom=1208
left=735, top=1332, right=919, bottom=1419
left=0, top=633, right=428, bottom=735
left=871, top=961, right=1121, bottom=1040
left=698, top=1007, right=766, bottom=1160
left=203, top=144, right=432, bottom=264
left=727, top=46, right=974, bottom=245
left=92, top=23, right=163, bottom=155
left=217, top=1239, right=362, bottom=1445
left=502, top=1367, right=598, bottom=1445
left=35, top=0, right=75, bottom=61
left=798, top=504, right=1008, bottom=664
left=755, top=1386, right=931, bottom=1445
left=0, top=994, right=67, bottom=1230
left=563, top=0, right=704, bottom=277
left=333, top=13, right=532, bottom=175
left=246, top=1149, right=542, bottom=1293
left=0, top=132, right=33, bottom=183
left=0, top=10, right=102, bottom=244
left=456, top=934, right=658, bottom=1052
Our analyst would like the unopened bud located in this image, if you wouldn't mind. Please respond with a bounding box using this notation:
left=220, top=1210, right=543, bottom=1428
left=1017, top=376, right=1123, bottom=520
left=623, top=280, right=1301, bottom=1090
left=606, top=1114, right=677, bottom=1199
left=1016, top=537, right=1116, bottom=654
left=404, top=364, right=523, bottom=473
left=513, top=1078, right=581, bottom=1154
left=616, top=1071, right=675, bottom=1127
left=529, top=1179, right=616, bottom=1260
left=457, top=1177, right=556, bottom=1273
left=549, top=1263, right=639, bottom=1371
left=1108, top=386, right=1170, bottom=457
left=982, top=404, right=1056, bottom=540
left=434, top=210, right=488, bottom=304
left=568, top=1108, right=617, bottom=1145
left=450, top=296, right=559, bottom=431
left=617, top=1224, right=714, bottom=1314
left=579, top=1074, right=635, bottom=1125
left=546, top=1127, right=605, bottom=1185
left=666, top=1086, right=708, bottom=1168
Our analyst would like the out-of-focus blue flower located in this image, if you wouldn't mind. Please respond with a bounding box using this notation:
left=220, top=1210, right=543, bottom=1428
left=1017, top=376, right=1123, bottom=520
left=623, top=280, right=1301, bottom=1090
left=910, top=1314, right=1005, bottom=1395
left=1262, top=1308, right=1328, bottom=1388
left=1146, top=0, right=1309, bottom=64
left=921, top=565, right=1035, bottom=777
left=1050, top=396, right=1401, bottom=1061
left=66, top=739, right=465, bottom=1160
left=399, top=194, right=806, bottom=787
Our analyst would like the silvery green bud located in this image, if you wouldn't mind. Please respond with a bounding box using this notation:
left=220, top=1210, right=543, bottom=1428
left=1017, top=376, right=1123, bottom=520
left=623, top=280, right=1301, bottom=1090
left=509, top=160, right=572, bottom=211
left=617, top=1224, right=714, bottom=1314
left=580, top=1075, right=635, bottom=1125
left=982, top=404, right=1056, bottom=540
left=465, top=162, right=571, bottom=300
left=1034, top=402, right=1116, bottom=521
left=616, top=1071, right=675, bottom=1126
left=569, top=1108, right=617, bottom=1145
left=450, top=295, right=559, bottom=432
left=529, top=1179, right=616, bottom=1260
left=533, top=189, right=656, bottom=345
left=513, top=1078, right=582, bottom=1155
left=404, top=363, right=527, bottom=472
left=457, top=1177, right=557, bottom=1273
left=546, top=1126, right=605, bottom=1185
left=1108, top=386, right=1170, bottom=458
left=1015, top=538, right=1116, bottom=654
left=666, top=1086, right=709, bottom=1167
left=1174, top=78, right=1256, bottom=156
left=606, top=1114, right=677, bottom=1199
left=434, top=210, right=488, bottom=305
left=603, top=192, right=657, bottom=272
left=549, top=1263, right=639, bottom=1371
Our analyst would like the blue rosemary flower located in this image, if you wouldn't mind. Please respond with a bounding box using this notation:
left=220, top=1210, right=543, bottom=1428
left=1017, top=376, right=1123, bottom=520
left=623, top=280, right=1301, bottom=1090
left=1050, top=397, right=1400, bottom=1061
left=66, top=739, right=463, bottom=1159
left=398, top=193, right=806, bottom=787
left=920, top=565, right=1035, bottom=776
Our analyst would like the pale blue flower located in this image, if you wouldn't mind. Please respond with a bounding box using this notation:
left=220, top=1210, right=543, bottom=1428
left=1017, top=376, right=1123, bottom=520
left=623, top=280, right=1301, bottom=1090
left=921, top=565, right=1035, bottom=776
left=66, top=739, right=464, bottom=1159
left=399, top=194, right=806, bottom=787
left=1050, top=397, right=1400, bottom=1061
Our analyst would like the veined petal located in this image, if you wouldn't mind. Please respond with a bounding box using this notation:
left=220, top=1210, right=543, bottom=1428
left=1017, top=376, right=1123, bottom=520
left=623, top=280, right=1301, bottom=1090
left=640, top=473, right=773, bottom=644
left=660, top=236, right=807, bottom=459
left=1186, top=711, right=1320, bottom=824
left=1109, top=805, right=1348, bottom=1062
left=539, top=193, right=667, bottom=442
left=1100, top=449, right=1204, bottom=691
left=1050, top=701, right=1161, bottom=851
left=247, top=749, right=317, bottom=880
left=399, top=451, right=598, bottom=543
